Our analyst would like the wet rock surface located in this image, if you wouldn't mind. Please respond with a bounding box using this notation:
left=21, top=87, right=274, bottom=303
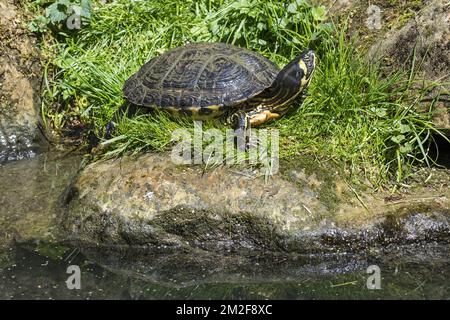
left=0, top=0, right=47, bottom=163
left=0, top=152, right=82, bottom=250
left=63, top=153, right=450, bottom=252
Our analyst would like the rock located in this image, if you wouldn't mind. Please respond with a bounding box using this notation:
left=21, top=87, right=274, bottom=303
left=63, top=153, right=450, bottom=252
left=318, top=0, right=450, bottom=134
left=369, top=0, right=449, bottom=82
left=0, top=0, right=47, bottom=163
left=367, top=0, right=450, bottom=132
left=317, top=0, right=428, bottom=40
left=0, top=152, right=82, bottom=251
left=369, top=0, right=450, bottom=136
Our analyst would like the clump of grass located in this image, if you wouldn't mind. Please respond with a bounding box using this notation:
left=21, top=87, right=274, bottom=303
left=278, top=29, right=446, bottom=185
left=36, top=0, right=445, bottom=185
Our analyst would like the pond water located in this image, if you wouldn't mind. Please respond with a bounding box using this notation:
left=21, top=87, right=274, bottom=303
left=0, top=152, right=449, bottom=299
left=1, top=241, right=449, bottom=299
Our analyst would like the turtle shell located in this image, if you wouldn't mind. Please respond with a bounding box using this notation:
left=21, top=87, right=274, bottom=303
left=123, top=42, right=279, bottom=117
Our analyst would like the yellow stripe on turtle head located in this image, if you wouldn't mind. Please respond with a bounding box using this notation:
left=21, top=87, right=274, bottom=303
left=298, top=60, right=310, bottom=87
left=298, top=57, right=315, bottom=87
left=298, top=60, right=308, bottom=75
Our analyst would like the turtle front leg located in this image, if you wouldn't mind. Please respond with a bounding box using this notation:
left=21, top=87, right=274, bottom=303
left=228, top=111, right=251, bottom=151
left=229, top=111, right=250, bottom=131
left=246, top=109, right=280, bottom=150
left=228, top=109, right=281, bottom=150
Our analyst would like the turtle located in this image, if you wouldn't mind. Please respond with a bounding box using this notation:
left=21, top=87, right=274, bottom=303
left=108, top=42, right=315, bottom=139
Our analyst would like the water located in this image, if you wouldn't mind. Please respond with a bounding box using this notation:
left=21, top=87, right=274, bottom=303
left=0, top=240, right=448, bottom=299
left=0, top=152, right=449, bottom=299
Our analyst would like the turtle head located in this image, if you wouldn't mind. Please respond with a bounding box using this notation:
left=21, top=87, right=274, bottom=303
left=297, top=49, right=315, bottom=87
left=273, top=49, right=316, bottom=93
left=245, top=49, right=316, bottom=117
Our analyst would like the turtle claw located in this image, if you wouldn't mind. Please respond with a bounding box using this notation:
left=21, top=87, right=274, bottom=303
left=105, top=121, right=115, bottom=140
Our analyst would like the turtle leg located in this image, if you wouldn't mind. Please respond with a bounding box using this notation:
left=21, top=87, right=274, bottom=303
left=229, top=110, right=281, bottom=150
left=230, top=111, right=250, bottom=132
left=104, top=121, right=115, bottom=140
left=242, top=109, right=281, bottom=150
left=229, top=111, right=251, bottom=151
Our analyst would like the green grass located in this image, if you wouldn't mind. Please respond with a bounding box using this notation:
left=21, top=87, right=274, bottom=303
left=279, top=31, right=447, bottom=185
left=35, top=0, right=446, bottom=185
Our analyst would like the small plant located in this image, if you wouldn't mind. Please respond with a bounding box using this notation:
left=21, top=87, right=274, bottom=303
left=28, top=0, right=91, bottom=33
left=190, top=0, right=330, bottom=56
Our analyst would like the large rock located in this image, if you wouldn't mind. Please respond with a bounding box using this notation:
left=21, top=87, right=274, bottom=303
left=63, top=153, right=450, bottom=253
left=368, top=0, right=449, bottom=82
left=369, top=0, right=450, bottom=135
left=367, top=0, right=450, bottom=132
left=0, top=0, right=47, bottom=163
left=0, top=152, right=82, bottom=251
left=318, top=0, right=450, bottom=133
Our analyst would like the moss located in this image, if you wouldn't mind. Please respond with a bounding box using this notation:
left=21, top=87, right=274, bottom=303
left=279, top=155, right=345, bottom=211
left=36, top=241, right=71, bottom=260
left=153, top=206, right=284, bottom=251
left=0, top=251, right=14, bottom=270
